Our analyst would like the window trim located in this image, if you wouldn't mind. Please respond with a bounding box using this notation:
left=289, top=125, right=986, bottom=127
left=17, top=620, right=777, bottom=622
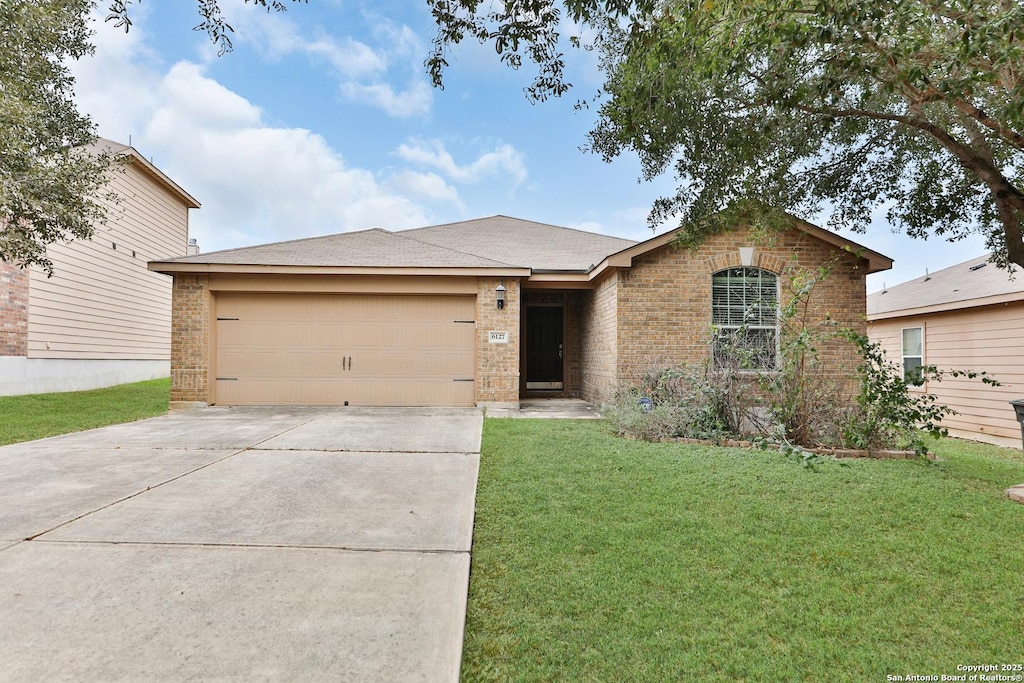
left=901, top=326, right=925, bottom=386
left=711, top=267, right=780, bottom=371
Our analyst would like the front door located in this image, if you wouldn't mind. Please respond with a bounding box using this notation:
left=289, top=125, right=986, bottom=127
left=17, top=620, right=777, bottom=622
left=525, top=306, right=563, bottom=390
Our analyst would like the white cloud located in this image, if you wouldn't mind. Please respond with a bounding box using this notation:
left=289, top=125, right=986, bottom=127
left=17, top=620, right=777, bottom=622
left=569, top=206, right=673, bottom=242
left=387, top=171, right=463, bottom=208
left=226, top=4, right=385, bottom=79
left=340, top=80, right=433, bottom=119
left=223, top=1, right=431, bottom=118
left=70, top=13, right=439, bottom=253
left=396, top=138, right=528, bottom=185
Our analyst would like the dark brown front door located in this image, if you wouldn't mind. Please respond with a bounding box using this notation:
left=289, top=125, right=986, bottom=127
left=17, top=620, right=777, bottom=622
left=526, top=306, right=563, bottom=390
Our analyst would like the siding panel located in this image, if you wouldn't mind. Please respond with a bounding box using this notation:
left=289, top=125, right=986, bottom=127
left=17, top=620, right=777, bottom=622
left=27, top=162, right=189, bottom=360
left=868, top=303, right=1024, bottom=446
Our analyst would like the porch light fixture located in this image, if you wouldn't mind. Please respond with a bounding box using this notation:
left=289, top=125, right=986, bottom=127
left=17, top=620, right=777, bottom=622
left=496, top=283, right=506, bottom=310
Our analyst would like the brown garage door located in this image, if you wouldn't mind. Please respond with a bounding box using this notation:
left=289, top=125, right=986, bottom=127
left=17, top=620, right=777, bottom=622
left=213, top=293, right=476, bottom=406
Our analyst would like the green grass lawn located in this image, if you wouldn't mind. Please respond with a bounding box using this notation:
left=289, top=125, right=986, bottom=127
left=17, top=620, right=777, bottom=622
left=0, top=378, right=170, bottom=445
left=462, top=419, right=1024, bottom=682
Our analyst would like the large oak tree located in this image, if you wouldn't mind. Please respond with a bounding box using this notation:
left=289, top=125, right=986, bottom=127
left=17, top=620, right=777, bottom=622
left=426, top=0, right=1024, bottom=269
left=1, top=0, right=116, bottom=274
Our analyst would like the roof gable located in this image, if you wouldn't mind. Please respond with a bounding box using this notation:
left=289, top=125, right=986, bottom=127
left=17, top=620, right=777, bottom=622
left=88, top=138, right=200, bottom=209
left=591, top=214, right=893, bottom=276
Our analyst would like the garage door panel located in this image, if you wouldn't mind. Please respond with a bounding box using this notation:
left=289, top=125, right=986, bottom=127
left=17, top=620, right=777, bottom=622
left=213, top=293, right=476, bottom=406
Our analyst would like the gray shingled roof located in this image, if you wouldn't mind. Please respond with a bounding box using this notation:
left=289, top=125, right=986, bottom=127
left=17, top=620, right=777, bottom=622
left=400, top=215, right=638, bottom=271
left=867, top=253, right=1023, bottom=317
left=157, top=215, right=638, bottom=271
left=161, top=227, right=520, bottom=268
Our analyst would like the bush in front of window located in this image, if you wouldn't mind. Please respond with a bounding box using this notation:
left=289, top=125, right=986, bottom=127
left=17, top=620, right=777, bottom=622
left=610, top=260, right=1001, bottom=456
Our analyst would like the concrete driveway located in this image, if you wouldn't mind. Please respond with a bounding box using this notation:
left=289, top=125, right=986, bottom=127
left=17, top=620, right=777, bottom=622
left=0, top=406, right=482, bottom=682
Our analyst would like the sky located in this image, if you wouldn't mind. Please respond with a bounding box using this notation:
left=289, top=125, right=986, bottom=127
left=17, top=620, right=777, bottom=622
left=69, top=0, right=990, bottom=294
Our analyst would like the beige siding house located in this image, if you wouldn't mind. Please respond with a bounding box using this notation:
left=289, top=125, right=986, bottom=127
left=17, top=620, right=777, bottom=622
left=152, top=215, right=890, bottom=410
left=0, top=139, right=200, bottom=395
left=867, top=256, right=1024, bottom=448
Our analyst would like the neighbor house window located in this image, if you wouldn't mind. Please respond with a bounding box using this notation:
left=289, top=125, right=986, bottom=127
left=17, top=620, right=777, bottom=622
left=902, top=327, right=924, bottom=385
left=712, top=267, right=779, bottom=370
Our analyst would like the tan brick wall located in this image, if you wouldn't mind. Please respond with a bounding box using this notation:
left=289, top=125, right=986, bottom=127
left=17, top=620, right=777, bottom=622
left=0, top=261, right=29, bottom=357
left=580, top=270, right=619, bottom=404
left=476, top=277, right=521, bottom=405
left=170, top=274, right=210, bottom=404
left=521, top=290, right=581, bottom=397
left=616, top=226, right=867, bottom=397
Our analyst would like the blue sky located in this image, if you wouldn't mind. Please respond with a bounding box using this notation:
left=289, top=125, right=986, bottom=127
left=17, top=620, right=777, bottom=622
left=70, top=0, right=989, bottom=293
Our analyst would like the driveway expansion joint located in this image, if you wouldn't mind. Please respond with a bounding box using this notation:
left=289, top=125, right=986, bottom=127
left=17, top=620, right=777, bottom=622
left=23, top=447, right=249, bottom=541
left=30, top=538, right=471, bottom=554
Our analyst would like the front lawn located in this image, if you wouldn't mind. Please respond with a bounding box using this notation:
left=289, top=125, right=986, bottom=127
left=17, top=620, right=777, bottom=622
left=462, top=419, right=1024, bottom=681
left=0, top=378, right=170, bottom=446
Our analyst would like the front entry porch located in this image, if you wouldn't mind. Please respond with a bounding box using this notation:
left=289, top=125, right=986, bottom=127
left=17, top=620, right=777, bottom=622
left=486, top=398, right=602, bottom=419
left=521, top=290, right=582, bottom=399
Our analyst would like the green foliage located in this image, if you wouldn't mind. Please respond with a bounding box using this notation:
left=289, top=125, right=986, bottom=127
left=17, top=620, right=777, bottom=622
left=427, top=0, right=1024, bottom=270
left=841, top=332, right=1002, bottom=456
left=754, top=261, right=849, bottom=447
left=106, top=1, right=308, bottom=55
left=0, top=0, right=118, bottom=274
left=607, top=361, right=754, bottom=440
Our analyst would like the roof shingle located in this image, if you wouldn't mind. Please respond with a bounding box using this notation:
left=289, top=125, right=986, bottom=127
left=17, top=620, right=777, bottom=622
left=399, top=215, right=638, bottom=271
left=160, top=227, right=520, bottom=268
left=867, top=253, right=1023, bottom=318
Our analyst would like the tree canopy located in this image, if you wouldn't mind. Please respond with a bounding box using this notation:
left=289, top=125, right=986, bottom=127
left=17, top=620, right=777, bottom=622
left=427, top=0, right=1024, bottom=269
left=0, top=0, right=116, bottom=274
left=9, top=0, right=1021, bottom=271
left=106, top=0, right=307, bottom=55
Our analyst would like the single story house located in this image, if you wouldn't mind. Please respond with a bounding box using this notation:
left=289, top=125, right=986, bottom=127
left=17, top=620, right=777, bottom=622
left=867, top=254, right=1024, bottom=449
left=150, top=215, right=891, bottom=409
left=0, top=139, right=200, bottom=396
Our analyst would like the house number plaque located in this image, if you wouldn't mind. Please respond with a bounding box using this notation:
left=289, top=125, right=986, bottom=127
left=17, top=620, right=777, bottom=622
left=488, top=331, right=509, bottom=344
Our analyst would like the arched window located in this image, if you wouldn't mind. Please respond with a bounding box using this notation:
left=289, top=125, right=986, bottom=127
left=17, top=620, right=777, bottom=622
left=711, top=267, right=779, bottom=370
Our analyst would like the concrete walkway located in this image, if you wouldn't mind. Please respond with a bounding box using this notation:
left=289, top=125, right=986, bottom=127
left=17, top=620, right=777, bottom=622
left=0, top=406, right=482, bottom=682
left=487, top=398, right=602, bottom=419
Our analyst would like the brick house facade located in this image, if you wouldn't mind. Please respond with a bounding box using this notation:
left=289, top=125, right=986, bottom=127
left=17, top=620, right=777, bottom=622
left=152, top=215, right=889, bottom=408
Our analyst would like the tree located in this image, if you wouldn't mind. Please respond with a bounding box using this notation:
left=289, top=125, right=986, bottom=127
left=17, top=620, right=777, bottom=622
left=0, top=0, right=116, bottom=275
left=425, top=0, right=1024, bottom=270
left=106, top=0, right=307, bottom=55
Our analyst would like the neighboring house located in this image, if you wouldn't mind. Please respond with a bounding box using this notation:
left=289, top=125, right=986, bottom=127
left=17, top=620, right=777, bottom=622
left=150, top=215, right=891, bottom=409
left=867, top=255, right=1024, bottom=449
left=0, top=139, right=200, bottom=396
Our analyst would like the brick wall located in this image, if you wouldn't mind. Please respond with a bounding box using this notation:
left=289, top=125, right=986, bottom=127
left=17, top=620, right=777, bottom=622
left=476, top=277, right=521, bottom=405
left=170, top=274, right=209, bottom=404
left=580, top=271, right=619, bottom=404
left=616, top=226, right=867, bottom=397
left=0, top=261, right=29, bottom=357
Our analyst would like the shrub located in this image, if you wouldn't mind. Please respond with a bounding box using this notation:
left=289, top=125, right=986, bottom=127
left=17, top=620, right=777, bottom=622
left=609, top=258, right=1000, bottom=456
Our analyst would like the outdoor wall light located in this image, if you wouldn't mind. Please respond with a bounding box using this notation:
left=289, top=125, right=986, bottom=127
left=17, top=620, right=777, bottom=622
left=496, top=283, right=506, bottom=310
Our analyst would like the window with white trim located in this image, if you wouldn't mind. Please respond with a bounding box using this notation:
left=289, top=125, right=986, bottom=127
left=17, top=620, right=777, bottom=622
left=711, top=267, right=779, bottom=370
left=902, top=327, right=924, bottom=385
